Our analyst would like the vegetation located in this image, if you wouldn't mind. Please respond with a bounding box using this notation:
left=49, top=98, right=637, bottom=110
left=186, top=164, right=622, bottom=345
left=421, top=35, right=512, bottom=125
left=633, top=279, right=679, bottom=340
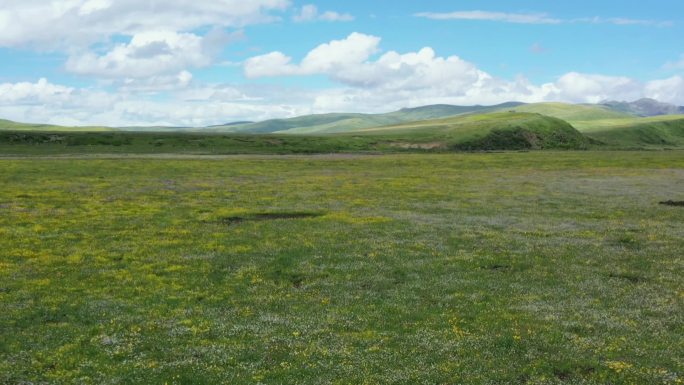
left=504, top=102, right=633, bottom=122
left=1, top=152, right=683, bottom=384
left=3, top=102, right=684, bottom=151
left=582, top=117, right=684, bottom=149
left=0, top=113, right=597, bottom=155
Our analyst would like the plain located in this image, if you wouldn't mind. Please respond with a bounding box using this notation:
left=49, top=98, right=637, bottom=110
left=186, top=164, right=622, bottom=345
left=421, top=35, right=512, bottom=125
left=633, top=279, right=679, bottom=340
left=1, top=151, right=682, bottom=384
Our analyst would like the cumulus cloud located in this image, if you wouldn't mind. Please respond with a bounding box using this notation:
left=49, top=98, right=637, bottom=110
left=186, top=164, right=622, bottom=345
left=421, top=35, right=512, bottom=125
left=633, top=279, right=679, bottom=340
left=548, top=72, right=642, bottom=104
left=0, top=78, right=311, bottom=127
left=0, top=0, right=289, bottom=49
left=244, top=33, right=684, bottom=113
left=245, top=32, right=487, bottom=91
left=644, top=76, right=684, bottom=104
left=293, top=4, right=354, bottom=22
left=65, top=29, right=242, bottom=83
left=1, top=70, right=683, bottom=127
left=0, top=78, right=74, bottom=105
left=2, top=32, right=684, bottom=127
left=245, top=32, right=381, bottom=78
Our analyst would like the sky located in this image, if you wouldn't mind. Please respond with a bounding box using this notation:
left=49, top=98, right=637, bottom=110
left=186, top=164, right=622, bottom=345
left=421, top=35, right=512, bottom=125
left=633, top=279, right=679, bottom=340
left=0, top=0, right=683, bottom=127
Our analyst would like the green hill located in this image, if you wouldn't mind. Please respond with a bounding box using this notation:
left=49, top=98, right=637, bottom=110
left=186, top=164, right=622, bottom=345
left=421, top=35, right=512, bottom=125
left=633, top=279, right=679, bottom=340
left=0, top=119, right=113, bottom=132
left=582, top=117, right=684, bottom=149
left=497, top=103, right=684, bottom=148
left=211, top=103, right=525, bottom=134
left=349, top=112, right=591, bottom=150
left=502, top=102, right=634, bottom=123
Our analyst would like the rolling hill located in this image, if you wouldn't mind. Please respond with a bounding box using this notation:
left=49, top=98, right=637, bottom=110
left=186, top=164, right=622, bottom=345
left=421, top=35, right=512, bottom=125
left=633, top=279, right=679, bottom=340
left=208, top=102, right=524, bottom=134
left=579, top=116, right=684, bottom=148
left=501, top=102, right=634, bottom=123
left=0, top=119, right=113, bottom=132
left=2, top=100, right=684, bottom=151
left=347, top=112, right=591, bottom=150
left=601, top=98, right=684, bottom=117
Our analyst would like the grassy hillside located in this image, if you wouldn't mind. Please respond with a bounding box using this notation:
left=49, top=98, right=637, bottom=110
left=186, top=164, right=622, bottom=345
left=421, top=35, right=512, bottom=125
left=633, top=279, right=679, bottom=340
left=503, top=102, right=634, bottom=123
left=572, top=115, right=684, bottom=131
left=213, top=103, right=525, bottom=134
left=212, top=113, right=372, bottom=134
left=354, top=112, right=591, bottom=150
left=583, top=117, right=684, bottom=149
left=0, top=119, right=112, bottom=132
left=497, top=103, right=684, bottom=148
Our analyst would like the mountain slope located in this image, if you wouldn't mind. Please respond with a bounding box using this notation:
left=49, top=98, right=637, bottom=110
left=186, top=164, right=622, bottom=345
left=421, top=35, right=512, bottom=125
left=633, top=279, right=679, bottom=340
left=601, top=98, right=684, bottom=117
left=582, top=117, right=684, bottom=148
left=348, top=112, right=591, bottom=150
left=211, top=102, right=526, bottom=134
left=0, top=119, right=113, bottom=132
left=501, top=102, right=633, bottom=123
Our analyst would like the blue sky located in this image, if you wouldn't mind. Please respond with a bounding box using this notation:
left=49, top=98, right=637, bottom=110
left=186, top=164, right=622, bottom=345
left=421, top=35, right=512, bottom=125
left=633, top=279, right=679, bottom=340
left=0, top=0, right=682, bottom=126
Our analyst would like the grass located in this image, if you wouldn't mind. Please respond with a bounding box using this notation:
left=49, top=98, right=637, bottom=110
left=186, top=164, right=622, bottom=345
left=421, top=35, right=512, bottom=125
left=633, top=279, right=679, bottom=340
left=1, top=151, right=683, bottom=384
left=583, top=118, right=684, bottom=149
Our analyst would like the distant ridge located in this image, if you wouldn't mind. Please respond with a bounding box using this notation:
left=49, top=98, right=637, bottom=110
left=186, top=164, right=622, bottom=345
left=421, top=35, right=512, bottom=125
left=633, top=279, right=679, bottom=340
left=1, top=100, right=683, bottom=140
left=601, top=98, right=684, bottom=117
left=208, top=102, right=526, bottom=134
left=208, top=121, right=254, bottom=128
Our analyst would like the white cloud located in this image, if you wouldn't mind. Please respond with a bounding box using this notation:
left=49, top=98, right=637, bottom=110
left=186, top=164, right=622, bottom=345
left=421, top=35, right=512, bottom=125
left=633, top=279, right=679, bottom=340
left=415, top=11, right=561, bottom=24
left=2, top=31, right=684, bottom=127
left=644, top=76, right=684, bottom=105
left=0, top=0, right=289, bottom=49
left=0, top=78, right=317, bottom=127
left=547, top=72, right=642, bottom=104
left=293, top=4, right=354, bottom=22
left=415, top=11, right=671, bottom=27
left=65, top=29, right=242, bottom=82
left=664, top=54, right=684, bottom=70
left=1, top=70, right=683, bottom=128
left=244, top=33, right=684, bottom=114
left=66, top=31, right=209, bottom=79
left=574, top=16, right=673, bottom=27
left=0, top=78, right=75, bottom=105
left=245, top=32, right=381, bottom=78
left=62, top=28, right=246, bottom=92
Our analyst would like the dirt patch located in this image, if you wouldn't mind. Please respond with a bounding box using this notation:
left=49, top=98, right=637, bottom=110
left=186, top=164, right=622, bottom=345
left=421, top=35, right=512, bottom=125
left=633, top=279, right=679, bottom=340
left=659, top=200, right=684, bottom=207
left=217, top=211, right=324, bottom=225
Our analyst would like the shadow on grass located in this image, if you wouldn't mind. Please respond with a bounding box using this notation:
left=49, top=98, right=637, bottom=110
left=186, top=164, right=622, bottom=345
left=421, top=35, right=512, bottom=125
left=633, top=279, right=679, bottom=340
left=217, top=211, right=325, bottom=225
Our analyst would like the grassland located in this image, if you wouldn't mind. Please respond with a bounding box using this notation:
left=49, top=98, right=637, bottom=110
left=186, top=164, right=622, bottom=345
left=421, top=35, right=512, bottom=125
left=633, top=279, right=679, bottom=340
left=1, top=151, right=683, bottom=384
left=0, top=113, right=594, bottom=156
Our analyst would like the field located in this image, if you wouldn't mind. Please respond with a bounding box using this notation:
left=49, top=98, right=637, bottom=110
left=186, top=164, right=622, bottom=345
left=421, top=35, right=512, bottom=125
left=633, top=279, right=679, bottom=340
left=1, top=151, right=683, bottom=384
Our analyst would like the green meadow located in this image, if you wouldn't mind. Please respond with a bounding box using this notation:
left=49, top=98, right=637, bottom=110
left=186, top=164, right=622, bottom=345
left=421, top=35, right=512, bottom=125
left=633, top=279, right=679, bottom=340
left=1, top=151, right=683, bottom=384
